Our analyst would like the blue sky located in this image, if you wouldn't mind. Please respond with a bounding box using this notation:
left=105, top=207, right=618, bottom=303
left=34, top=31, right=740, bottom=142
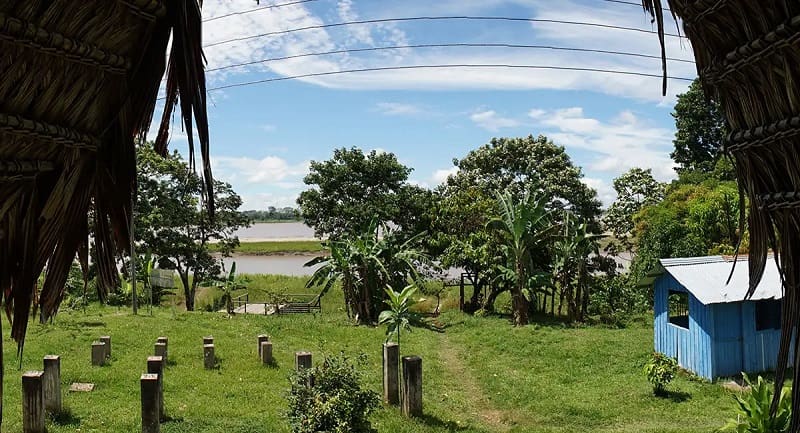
left=149, top=0, right=697, bottom=210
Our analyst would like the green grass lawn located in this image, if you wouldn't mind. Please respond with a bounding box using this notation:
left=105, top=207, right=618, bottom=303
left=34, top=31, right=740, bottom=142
left=210, top=241, right=324, bottom=255
left=1, top=276, right=737, bottom=432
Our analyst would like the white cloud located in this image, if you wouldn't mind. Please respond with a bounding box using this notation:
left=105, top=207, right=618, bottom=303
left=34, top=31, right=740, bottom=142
left=375, top=102, right=423, bottom=116
left=212, top=156, right=309, bottom=185
left=432, top=167, right=458, bottom=185
left=530, top=107, right=677, bottom=181
left=196, top=0, right=695, bottom=102
left=470, top=110, right=520, bottom=131
left=260, top=124, right=277, bottom=132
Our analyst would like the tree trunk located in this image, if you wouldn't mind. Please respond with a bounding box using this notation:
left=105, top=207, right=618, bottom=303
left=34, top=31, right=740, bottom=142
left=178, top=270, right=195, bottom=312
left=482, top=287, right=502, bottom=312
left=511, top=286, right=528, bottom=326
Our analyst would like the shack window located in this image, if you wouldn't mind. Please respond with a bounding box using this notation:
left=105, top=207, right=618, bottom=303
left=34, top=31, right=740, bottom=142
left=668, top=290, right=689, bottom=329
left=755, top=299, right=781, bottom=331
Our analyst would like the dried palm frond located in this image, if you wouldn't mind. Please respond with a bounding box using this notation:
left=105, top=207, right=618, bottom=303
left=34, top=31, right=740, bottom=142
left=0, top=0, right=211, bottom=425
left=642, top=0, right=800, bottom=429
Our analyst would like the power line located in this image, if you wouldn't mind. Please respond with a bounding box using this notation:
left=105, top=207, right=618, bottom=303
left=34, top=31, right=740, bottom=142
left=206, top=42, right=694, bottom=74
left=202, top=64, right=694, bottom=93
left=203, top=0, right=319, bottom=23
left=204, top=16, right=684, bottom=49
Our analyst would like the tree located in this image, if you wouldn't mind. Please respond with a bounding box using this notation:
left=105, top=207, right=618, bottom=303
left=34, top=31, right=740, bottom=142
left=487, top=191, right=552, bottom=326
left=134, top=146, right=249, bottom=311
left=629, top=180, right=742, bottom=285
left=603, top=168, right=665, bottom=253
left=671, top=79, right=727, bottom=174
left=434, top=135, right=601, bottom=313
left=297, top=148, right=418, bottom=239
left=379, top=285, right=425, bottom=346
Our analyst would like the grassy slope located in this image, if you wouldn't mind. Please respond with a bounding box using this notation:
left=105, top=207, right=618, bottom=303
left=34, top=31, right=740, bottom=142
left=210, top=241, right=324, bottom=255
left=2, top=276, right=734, bottom=433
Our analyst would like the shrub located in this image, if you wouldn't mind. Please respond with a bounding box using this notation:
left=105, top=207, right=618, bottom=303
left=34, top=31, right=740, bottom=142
left=643, top=352, right=678, bottom=395
left=287, top=352, right=379, bottom=433
left=718, top=374, right=791, bottom=433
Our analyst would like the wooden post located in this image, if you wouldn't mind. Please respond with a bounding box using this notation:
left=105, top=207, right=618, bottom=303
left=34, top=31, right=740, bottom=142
left=147, top=356, right=165, bottom=421
left=140, top=373, right=160, bottom=433
left=92, top=341, right=106, bottom=366
left=257, top=335, right=269, bottom=357
left=42, top=355, right=61, bottom=414
left=22, top=371, right=45, bottom=433
left=154, top=342, right=167, bottom=365
left=295, top=351, right=312, bottom=371
left=401, top=356, right=423, bottom=417
left=260, top=341, right=273, bottom=365
left=295, top=351, right=313, bottom=387
left=202, top=336, right=213, bottom=345
left=383, top=343, right=400, bottom=405
left=203, top=344, right=215, bottom=369
left=157, top=337, right=168, bottom=360
left=99, top=335, right=112, bottom=359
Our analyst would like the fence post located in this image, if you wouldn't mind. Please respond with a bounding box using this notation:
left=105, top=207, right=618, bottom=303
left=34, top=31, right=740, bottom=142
left=202, top=336, right=213, bottom=345
left=257, top=335, right=269, bottom=357
left=141, top=373, right=160, bottom=433
left=42, top=355, right=61, bottom=414
left=92, top=341, right=106, bottom=366
left=154, top=342, right=167, bottom=365
left=261, top=341, right=273, bottom=365
left=99, top=335, right=112, bottom=359
left=401, top=356, right=423, bottom=417
left=147, top=356, right=165, bottom=421
left=383, top=343, right=400, bottom=405
left=295, top=351, right=313, bottom=387
left=22, top=371, right=45, bottom=433
left=203, top=344, right=215, bottom=370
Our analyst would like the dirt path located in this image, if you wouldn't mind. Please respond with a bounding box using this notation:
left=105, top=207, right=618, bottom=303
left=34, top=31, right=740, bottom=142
left=437, top=335, right=513, bottom=431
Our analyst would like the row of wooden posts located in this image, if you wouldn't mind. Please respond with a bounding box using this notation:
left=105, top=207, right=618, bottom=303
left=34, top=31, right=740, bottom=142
left=19, top=336, right=423, bottom=432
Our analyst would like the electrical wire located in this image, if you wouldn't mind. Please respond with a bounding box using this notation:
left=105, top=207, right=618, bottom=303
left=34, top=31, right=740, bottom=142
left=201, top=64, right=694, bottom=94
left=205, top=16, right=684, bottom=49
left=206, top=42, right=693, bottom=74
left=203, top=0, right=319, bottom=23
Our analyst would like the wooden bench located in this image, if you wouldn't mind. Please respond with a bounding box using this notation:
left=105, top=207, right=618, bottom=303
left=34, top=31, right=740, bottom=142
left=276, top=294, right=321, bottom=315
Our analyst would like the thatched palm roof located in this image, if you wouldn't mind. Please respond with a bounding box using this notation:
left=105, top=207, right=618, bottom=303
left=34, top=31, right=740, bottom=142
left=0, top=0, right=210, bottom=411
left=643, top=0, right=800, bottom=427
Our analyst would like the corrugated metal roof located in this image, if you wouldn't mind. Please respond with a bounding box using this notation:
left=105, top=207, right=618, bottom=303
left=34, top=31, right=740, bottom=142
left=658, top=255, right=783, bottom=305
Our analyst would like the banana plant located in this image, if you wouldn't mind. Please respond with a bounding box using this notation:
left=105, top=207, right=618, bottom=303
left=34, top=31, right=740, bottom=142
left=217, top=262, right=244, bottom=315
left=378, top=284, right=425, bottom=347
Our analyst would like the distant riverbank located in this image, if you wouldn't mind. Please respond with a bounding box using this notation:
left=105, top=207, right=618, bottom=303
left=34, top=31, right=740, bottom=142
left=212, top=240, right=324, bottom=256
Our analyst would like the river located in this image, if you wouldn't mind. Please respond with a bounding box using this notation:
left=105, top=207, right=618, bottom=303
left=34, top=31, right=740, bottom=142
left=233, top=221, right=318, bottom=241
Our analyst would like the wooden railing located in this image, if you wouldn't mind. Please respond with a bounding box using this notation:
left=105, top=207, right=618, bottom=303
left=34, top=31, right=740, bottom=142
left=232, top=293, right=249, bottom=314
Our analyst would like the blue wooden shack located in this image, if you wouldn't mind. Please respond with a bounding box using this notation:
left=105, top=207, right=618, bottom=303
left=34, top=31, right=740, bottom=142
left=646, top=256, right=789, bottom=380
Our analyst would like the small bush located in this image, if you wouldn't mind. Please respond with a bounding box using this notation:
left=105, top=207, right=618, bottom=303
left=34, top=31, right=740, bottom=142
left=287, top=352, right=379, bottom=433
left=643, top=352, right=678, bottom=395
left=718, top=374, right=791, bottom=433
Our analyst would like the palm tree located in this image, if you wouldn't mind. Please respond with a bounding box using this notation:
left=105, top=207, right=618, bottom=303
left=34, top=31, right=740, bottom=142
left=487, top=191, right=552, bottom=326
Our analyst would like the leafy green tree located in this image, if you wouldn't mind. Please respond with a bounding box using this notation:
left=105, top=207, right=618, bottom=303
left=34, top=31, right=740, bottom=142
left=434, top=135, right=601, bottom=313
left=298, top=148, right=424, bottom=239
left=603, top=168, right=665, bottom=253
left=629, top=180, right=742, bottom=285
left=671, top=79, right=728, bottom=174
left=134, top=146, right=248, bottom=311
left=487, top=191, right=552, bottom=326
